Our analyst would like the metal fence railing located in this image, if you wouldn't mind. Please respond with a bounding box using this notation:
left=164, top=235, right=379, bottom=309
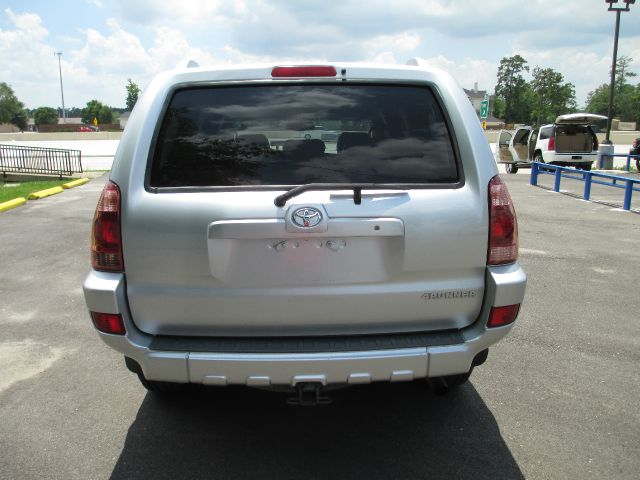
left=0, top=144, right=83, bottom=178
left=530, top=162, right=639, bottom=211
left=598, top=153, right=640, bottom=171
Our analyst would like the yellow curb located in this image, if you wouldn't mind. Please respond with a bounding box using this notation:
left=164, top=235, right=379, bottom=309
left=63, top=178, right=90, bottom=189
left=0, top=197, right=27, bottom=212
left=28, top=186, right=64, bottom=200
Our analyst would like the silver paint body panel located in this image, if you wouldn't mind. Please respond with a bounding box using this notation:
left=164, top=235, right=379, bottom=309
left=83, top=62, right=527, bottom=385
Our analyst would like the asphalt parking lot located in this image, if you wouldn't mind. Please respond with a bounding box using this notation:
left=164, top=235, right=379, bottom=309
left=0, top=173, right=638, bottom=480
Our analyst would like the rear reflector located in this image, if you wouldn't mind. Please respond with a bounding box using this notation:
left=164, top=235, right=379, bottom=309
left=487, top=304, right=520, bottom=328
left=271, top=66, right=337, bottom=77
left=488, top=175, right=518, bottom=265
left=91, top=181, right=123, bottom=272
left=91, top=312, right=126, bottom=335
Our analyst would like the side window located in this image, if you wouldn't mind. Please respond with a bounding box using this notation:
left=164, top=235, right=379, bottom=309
left=513, top=129, right=530, bottom=145
left=539, top=127, right=551, bottom=140
left=499, top=131, right=512, bottom=146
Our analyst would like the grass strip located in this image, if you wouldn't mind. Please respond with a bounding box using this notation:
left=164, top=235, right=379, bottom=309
left=0, top=180, right=69, bottom=203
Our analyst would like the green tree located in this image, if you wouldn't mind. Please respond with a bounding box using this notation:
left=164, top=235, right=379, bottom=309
left=585, top=84, right=609, bottom=116
left=530, top=67, right=577, bottom=126
left=0, top=82, right=27, bottom=129
left=586, top=56, right=639, bottom=124
left=494, top=55, right=530, bottom=124
left=125, top=78, right=141, bottom=111
left=614, top=55, right=637, bottom=95
left=67, top=107, right=83, bottom=117
left=12, top=109, right=28, bottom=132
left=33, top=107, right=59, bottom=126
left=82, top=99, right=115, bottom=125
left=491, top=95, right=504, bottom=120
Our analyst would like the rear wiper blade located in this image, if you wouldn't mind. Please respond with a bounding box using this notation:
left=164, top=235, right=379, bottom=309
left=274, top=183, right=407, bottom=207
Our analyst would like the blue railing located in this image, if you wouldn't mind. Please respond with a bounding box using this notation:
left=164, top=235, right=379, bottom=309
left=598, top=153, right=639, bottom=171
left=530, top=162, right=639, bottom=211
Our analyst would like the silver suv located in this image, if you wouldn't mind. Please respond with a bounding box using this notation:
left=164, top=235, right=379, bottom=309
left=83, top=63, right=526, bottom=401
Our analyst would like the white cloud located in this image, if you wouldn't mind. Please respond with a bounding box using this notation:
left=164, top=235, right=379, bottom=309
left=0, top=9, right=58, bottom=107
left=149, top=27, right=218, bottom=70
left=113, top=0, right=248, bottom=26
left=412, top=55, right=498, bottom=94
left=4, top=8, right=48, bottom=39
left=2, top=1, right=638, bottom=110
left=370, top=52, right=398, bottom=64
left=364, top=32, right=421, bottom=55
left=72, top=19, right=153, bottom=76
left=0, top=11, right=221, bottom=108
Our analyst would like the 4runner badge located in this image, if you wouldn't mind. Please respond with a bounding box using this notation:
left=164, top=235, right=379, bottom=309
left=292, top=207, right=322, bottom=228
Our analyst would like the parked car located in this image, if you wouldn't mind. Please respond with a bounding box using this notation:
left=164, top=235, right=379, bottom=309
left=495, top=113, right=606, bottom=173
left=303, top=125, right=338, bottom=141
left=83, top=63, right=526, bottom=403
left=77, top=125, right=99, bottom=132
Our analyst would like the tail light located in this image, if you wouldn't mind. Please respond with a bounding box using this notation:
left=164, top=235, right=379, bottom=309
left=91, top=312, right=126, bottom=335
left=487, top=304, right=520, bottom=328
left=547, top=136, right=555, bottom=151
left=91, top=181, right=124, bottom=272
left=271, top=66, right=337, bottom=77
left=488, top=175, right=518, bottom=265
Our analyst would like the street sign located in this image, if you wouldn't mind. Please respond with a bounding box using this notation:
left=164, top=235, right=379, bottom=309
left=480, top=100, right=488, bottom=119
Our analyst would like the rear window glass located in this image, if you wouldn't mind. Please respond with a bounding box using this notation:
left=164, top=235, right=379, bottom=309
left=149, top=85, right=459, bottom=188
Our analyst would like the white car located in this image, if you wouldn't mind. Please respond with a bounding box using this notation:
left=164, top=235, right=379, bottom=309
left=303, top=125, right=338, bottom=141
left=496, top=113, right=606, bottom=173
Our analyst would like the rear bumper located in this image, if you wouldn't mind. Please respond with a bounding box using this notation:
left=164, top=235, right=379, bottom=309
left=543, top=152, right=597, bottom=164
left=83, top=264, right=526, bottom=386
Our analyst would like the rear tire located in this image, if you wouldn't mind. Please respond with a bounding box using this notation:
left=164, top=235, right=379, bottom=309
left=579, top=164, right=592, bottom=171
left=636, top=158, right=640, bottom=173
left=137, top=374, right=188, bottom=393
left=427, top=371, right=471, bottom=396
left=125, top=356, right=188, bottom=393
left=534, top=152, right=544, bottom=164
left=505, top=163, right=518, bottom=174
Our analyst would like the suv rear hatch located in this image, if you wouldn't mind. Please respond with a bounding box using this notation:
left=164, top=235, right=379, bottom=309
left=122, top=82, right=488, bottom=337
left=554, top=113, right=605, bottom=154
left=554, top=124, right=596, bottom=153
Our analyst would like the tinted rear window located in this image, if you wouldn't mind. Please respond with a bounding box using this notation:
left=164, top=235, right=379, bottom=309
left=149, top=85, right=459, bottom=188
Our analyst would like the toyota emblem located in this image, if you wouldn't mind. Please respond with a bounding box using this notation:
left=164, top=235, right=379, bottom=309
left=291, top=207, right=322, bottom=228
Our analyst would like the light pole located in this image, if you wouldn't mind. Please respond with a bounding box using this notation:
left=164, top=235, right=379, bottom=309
left=603, top=0, right=635, bottom=144
left=54, top=51, right=66, bottom=123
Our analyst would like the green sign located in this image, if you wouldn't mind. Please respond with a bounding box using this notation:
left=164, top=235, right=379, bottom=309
left=480, top=100, right=488, bottom=119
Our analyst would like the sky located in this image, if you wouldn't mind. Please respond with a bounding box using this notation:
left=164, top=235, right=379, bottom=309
left=1, top=0, right=639, bottom=110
